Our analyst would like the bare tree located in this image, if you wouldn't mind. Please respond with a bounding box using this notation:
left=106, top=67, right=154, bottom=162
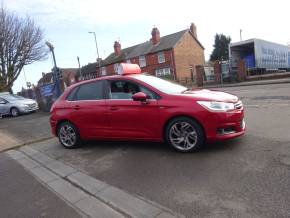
left=0, top=7, right=47, bottom=92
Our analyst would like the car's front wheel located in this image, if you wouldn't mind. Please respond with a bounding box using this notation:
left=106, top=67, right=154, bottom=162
left=165, top=117, right=205, bottom=152
left=57, top=121, right=81, bottom=149
left=10, top=107, right=20, bottom=117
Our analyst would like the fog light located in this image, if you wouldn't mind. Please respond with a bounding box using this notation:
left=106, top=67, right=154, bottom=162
left=217, top=127, right=236, bottom=135
left=240, top=119, right=246, bottom=129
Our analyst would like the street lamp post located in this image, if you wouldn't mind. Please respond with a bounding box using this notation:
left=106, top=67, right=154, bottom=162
left=88, top=31, right=101, bottom=74
left=45, top=41, right=61, bottom=98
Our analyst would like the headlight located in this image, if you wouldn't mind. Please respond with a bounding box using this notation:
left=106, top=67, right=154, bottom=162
left=197, top=101, right=235, bottom=112
left=21, top=104, right=30, bottom=108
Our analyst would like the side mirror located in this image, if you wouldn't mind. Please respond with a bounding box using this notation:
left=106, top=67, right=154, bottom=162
left=132, top=92, right=147, bottom=102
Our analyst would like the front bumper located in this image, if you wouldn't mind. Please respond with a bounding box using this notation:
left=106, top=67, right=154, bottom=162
left=19, top=106, right=39, bottom=113
left=50, top=116, right=57, bottom=136
left=204, top=110, right=246, bottom=142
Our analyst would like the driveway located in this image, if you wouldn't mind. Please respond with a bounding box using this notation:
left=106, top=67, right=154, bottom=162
left=0, top=112, right=51, bottom=151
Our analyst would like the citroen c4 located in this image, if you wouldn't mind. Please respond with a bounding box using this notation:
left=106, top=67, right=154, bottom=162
left=50, top=64, right=245, bottom=152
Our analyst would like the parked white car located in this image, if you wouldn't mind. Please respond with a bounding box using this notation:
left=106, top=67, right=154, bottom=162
left=0, top=93, right=39, bottom=117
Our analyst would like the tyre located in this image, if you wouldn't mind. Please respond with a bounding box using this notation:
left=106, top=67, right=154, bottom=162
left=57, top=121, right=81, bottom=149
left=165, top=117, right=205, bottom=152
left=10, top=107, right=20, bottom=117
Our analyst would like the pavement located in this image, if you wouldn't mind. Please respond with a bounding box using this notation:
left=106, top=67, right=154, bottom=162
left=0, top=112, right=52, bottom=151
left=202, top=77, right=290, bottom=88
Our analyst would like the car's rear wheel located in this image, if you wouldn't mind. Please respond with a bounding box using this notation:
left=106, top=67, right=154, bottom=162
left=165, top=117, right=205, bottom=152
left=57, top=121, right=81, bottom=149
left=10, top=107, right=20, bottom=117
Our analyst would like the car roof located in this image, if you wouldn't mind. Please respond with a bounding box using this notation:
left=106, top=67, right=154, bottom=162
left=71, top=74, right=142, bottom=88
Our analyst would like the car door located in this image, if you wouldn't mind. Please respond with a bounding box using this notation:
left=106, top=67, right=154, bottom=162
left=106, top=79, right=160, bottom=140
left=0, top=97, right=9, bottom=115
left=68, top=80, right=109, bottom=139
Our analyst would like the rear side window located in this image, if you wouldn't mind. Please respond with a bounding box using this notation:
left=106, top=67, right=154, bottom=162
left=74, top=81, right=104, bottom=101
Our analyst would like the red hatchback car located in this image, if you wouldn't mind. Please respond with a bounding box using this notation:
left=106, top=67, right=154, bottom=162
left=50, top=64, right=245, bottom=152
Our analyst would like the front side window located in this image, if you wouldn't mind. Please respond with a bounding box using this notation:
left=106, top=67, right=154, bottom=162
left=139, top=55, right=146, bottom=67
left=109, top=80, right=156, bottom=100
left=157, top=52, right=165, bottom=63
left=74, top=81, right=103, bottom=101
left=0, top=97, right=7, bottom=104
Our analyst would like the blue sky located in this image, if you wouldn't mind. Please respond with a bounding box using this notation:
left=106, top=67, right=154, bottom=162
left=3, top=0, right=290, bottom=92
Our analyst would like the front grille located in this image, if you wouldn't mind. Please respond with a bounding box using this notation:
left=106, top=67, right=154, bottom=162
left=234, top=100, right=243, bottom=110
left=28, top=103, right=37, bottom=108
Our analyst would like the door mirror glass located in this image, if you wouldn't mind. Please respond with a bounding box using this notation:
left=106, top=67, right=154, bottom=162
left=132, top=92, right=147, bottom=102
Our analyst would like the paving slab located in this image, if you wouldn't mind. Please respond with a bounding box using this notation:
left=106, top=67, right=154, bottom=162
left=5, top=149, right=26, bottom=160
left=20, top=146, right=39, bottom=156
left=30, top=150, right=55, bottom=164
left=17, top=157, right=39, bottom=170
left=68, top=171, right=109, bottom=194
left=47, top=178, right=88, bottom=204
left=98, top=186, right=162, bottom=218
left=29, top=166, right=59, bottom=184
left=46, top=160, right=77, bottom=177
left=75, top=197, right=124, bottom=218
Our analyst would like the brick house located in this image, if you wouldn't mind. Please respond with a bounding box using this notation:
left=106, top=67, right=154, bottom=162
left=37, top=68, right=78, bottom=89
left=96, top=23, right=205, bottom=81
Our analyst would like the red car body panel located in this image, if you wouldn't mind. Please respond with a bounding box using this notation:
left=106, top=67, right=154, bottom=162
left=50, top=74, right=245, bottom=143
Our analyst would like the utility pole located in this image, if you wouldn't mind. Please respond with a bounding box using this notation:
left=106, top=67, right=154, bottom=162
left=88, top=31, right=101, bottom=74
left=45, top=41, right=61, bottom=98
left=77, top=56, right=82, bottom=80
left=240, top=29, right=242, bottom=41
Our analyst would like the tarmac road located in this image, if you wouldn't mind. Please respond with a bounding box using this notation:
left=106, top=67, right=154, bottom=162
left=0, top=153, right=82, bottom=218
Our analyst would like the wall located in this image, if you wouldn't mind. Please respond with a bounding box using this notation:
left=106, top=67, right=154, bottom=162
left=173, top=31, right=205, bottom=80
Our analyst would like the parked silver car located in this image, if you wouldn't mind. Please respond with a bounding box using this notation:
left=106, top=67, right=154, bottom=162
left=0, top=93, right=39, bottom=117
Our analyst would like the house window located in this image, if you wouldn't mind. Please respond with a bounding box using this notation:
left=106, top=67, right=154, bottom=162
left=157, top=52, right=165, bottom=63
left=155, top=68, right=171, bottom=77
left=114, top=63, right=119, bottom=74
left=139, top=55, right=146, bottom=67
left=101, top=67, right=107, bottom=76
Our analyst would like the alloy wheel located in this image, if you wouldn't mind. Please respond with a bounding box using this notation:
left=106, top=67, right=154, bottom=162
left=11, top=108, right=19, bottom=117
left=59, top=124, right=77, bottom=148
left=169, top=121, right=198, bottom=151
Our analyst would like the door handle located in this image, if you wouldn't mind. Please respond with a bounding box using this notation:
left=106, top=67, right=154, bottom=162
left=110, top=106, right=119, bottom=111
left=74, top=105, right=80, bottom=110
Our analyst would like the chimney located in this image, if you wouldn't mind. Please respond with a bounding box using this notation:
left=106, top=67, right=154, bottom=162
left=114, top=41, right=121, bottom=56
left=151, top=27, right=160, bottom=45
left=190, top=23, right=197, bottom=38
